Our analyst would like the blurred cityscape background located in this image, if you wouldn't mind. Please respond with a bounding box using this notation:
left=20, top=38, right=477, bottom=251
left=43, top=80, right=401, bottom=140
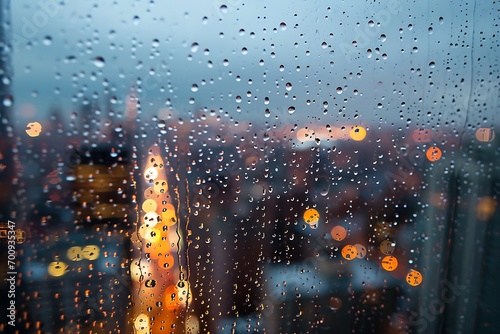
left=1, top=1, right=500, bottom=333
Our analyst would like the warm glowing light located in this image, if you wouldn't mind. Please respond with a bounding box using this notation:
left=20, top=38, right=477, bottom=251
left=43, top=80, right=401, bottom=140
left=143, top=212, right=160, bottom=228
left=380, top=240, right=395, bottom=255
left=48, top=261, right=68, bottom=277
left=144, top=228, right=161, bottom=243
left=296, top=127, right=315, bottom=142
left=475, top=128, right=495, bottom=142
left=303, top=208, right=320, bottom=225
left=82, top=245, right=100, bottom=260
left=158, top=253, right=175, bottom=270
left=147, top=240, right=170, bottom=260
left=426, top=146, right=442, bottom=162
left=349, top=126, right=366, bottom=141
left=476, top=196, right=497, bottom=220
left=161, top=210, right=177, bottom=227
left=381, top=255, right=398, bottom=271
left=330, top=225, right=347, bottom=241
left=144, top=186, right=161, bottom=201
left=341, top=245, right=357, bottom=260
left=144, top=167, right=159, bottom=181
left=164, top=283, right=190, bottom=310
left=25, top=121, right=42, bottom=137
left=411, top=128, right=433, bottom=143
left=185, top=315, right=200, bottom=334
left=354, top=244, right=367, bottom=259
left=153, top=179, right=168, bottom=194
left=130, top=259, right=153, bottom=282
left=142, top=199, right=158, bottom=213
left=406, top=269, right=423, bottom=286
left=134, top=314, right=150, bottom=332
left=67, top=246, right=83, bottom=261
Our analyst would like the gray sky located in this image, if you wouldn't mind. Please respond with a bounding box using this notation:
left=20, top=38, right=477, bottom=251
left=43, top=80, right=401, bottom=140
left=9, top=0, right=500, bottom=130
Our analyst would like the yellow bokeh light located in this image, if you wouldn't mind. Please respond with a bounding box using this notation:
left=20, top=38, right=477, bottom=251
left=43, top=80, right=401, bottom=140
left=143, top=212, right=160, bottom=228
left=381, top=255, right=398, bottom=271
left=25, top=121, right=42, bottom=137
left=82, top=245, right=100, bottom=260
left=161, top=210, right=177, bottom=227
left=303, top=208, right=320, bottom=225
left=158, top=253, right=175, bottom=270
left=349, top=126, right=366, bottom=141
left=144, top=228, right=161, bottom=243
left=341, top=245, right=357, bottom=260
left=144, top=166, right=159, bottom=181
left=134, top=314, right=150, bottom=331
left=48, top=261, right=68, bottom=277
left=66, top=246, right=83, bottom=261
left=164, top=282, right=190, bottom=310
left=142, top=199, right=157, bottom=213
left=153, top=179, right=168, bottom=194
left=406, top=269, right=423, bottom=286
left=476, top=196, right=497, bottom=220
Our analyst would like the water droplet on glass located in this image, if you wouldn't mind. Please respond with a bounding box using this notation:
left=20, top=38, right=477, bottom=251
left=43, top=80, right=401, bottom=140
left=191, top=84, right=199, bottom=92
left=336, top=87, right=343, bottom=94
left=3, top=95, right=13, bottom=107
left=43, top=36, right=52, bottom=45
left=152, top=39, right=160, bottom=48
left=329, top=297, right=342, bottom=311
left=93, top=57, right=105, bottom=68
left=220, top=5, right=228, bottom=14
left=285, top=82, right=292, bottom=91
left=280, top=22, right=287, bottom=31
left=288, top=106, right=295, bottom=114
left=191, top=42, right=199, bottom=53
left=133, top=15, right=140, bottom=25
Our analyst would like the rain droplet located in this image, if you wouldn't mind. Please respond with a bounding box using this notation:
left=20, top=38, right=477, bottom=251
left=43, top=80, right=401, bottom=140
left=191, top=42, right=199, bottom=53
left=329, top=297, right=342, bottom=311
left=220, top=5, right=228, bottom=14
left=133, top=15, right=140, bottom=25
left=43, top=36, right=52, bottom=45
left=3, top=95, right=13, bottom=107
left=288, top=106, right=295, bottom=114
left=285, top=82, right=292, bottom=91
left=336, top=87, right=343, bottom=94
left=191, top=84, right=199, bottom=92
left=280, top=22, right=287, bottom=31
left=93, top=57, right=105, bottom=68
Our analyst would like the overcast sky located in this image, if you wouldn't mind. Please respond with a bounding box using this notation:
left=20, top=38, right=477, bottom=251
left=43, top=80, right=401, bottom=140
left=9, top=0, right=499, bottom=130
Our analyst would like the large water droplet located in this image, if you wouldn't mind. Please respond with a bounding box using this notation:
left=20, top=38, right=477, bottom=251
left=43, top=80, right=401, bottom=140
left=288, top=106, right=295, bottom=114
left=43, top=36, right=52, bottom=45
left=93, top=57, right=105, bottom=68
